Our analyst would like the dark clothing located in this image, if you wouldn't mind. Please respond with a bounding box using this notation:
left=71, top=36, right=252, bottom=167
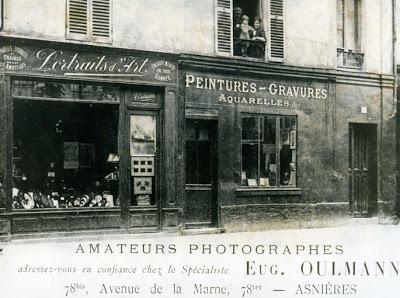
left=249, top=29, right=266, bottom=58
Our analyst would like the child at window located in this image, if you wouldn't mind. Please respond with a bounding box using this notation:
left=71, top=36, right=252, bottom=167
left=239, top=15, right=252, bottom=40
left=239, top=15, right=253, bottom=56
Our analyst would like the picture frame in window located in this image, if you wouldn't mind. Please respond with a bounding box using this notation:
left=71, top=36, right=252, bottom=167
left=260, top=177, right=269, bottom=187
left=79, top=143, right=95, bottom=168
left=247, top=179, right=257, bottom=187
left=63, top=142, right=79, bottom=169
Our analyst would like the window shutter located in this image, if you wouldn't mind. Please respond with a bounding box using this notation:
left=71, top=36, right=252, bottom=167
left=92, top=0, right=111, bottom=42
left=269, top=0, right=284, bottom=61
left=216, top=0, right=232, bottom=56
left=67, top=0, right=89, bottom=40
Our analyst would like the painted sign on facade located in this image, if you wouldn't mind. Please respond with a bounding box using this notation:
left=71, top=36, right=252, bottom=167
left=185, top=73, right=329, bottom=108
left=0, top=43, right=177, bottom=84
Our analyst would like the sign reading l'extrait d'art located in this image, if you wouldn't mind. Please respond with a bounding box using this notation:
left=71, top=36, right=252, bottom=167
left=0, top=44, right=177, bottom=84
left=185, top=74, right=329, bottom=109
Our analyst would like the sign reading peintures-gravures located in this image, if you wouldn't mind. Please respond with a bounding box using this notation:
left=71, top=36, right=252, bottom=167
left=185, top=73, right=329, bottom=108
left=0, top=42, right=177, bottom=84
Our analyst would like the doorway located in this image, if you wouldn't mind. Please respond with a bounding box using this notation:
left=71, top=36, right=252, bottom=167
left=185, top=119, right=218, bottom=228
left=349, top=123, right=377, bottom=217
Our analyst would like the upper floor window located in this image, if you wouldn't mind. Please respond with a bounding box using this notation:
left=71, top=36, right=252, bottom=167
left=336, top=0, right=363, bottom=68
left=216, top=0, right=284, bottom=62
left=67, top=0, right=112, bottom=43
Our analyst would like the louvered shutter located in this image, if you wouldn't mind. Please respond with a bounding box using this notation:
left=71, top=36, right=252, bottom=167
left=92, top=0, right=111, bottom=43
left=67, top=0, right=111, bottom=43
left=67, top=0, right=89, bottom=40
left=269, top=0, right=284, bottom=61
left=216, top=0, right=232, bottom=56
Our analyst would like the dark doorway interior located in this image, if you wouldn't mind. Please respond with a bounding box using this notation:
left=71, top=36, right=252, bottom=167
left=185, top=119, right=218, bottom=228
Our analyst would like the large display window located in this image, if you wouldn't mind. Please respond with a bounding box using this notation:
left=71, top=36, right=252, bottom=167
left=241, top=114, right=297, bottom=188
left=11, top=80, right=120, bottom=210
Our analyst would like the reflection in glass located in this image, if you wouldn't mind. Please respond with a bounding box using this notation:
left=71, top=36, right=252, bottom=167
left=12, top=80, right=120, bottom=102
left=261, top=116, right=277, bottom=187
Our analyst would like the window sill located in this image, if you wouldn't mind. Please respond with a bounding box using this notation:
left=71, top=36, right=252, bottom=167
left=236, top=187, right=302, bottom=197
left=11, top=207, right=121, bottom=214
left=233, top=55, right=265, bottom=62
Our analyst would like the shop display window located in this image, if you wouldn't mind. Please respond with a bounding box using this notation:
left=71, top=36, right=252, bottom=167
left=130, top=115, right=157, bottom=206
left=12, top=93, right=119, bottom=210
left=241, top=115, right=297, bottom=188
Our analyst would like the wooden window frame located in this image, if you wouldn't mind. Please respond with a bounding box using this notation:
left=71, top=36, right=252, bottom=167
left=215, top=0, right=284, bottom=62
left=241, top=114, right=297, bottom=189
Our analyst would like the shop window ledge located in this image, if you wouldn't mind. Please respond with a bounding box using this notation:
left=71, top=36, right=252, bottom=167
left=129, top=206, right=158, bottom=211
left=11, top=207, right=121, bottom=214
left=236, top=188, right=302, bottom=197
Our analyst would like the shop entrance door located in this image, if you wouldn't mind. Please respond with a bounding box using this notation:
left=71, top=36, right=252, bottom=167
left=127, top=111, right=161, bottom=229
left=185, top=119, right=218, bottom=228
left=349, top=123, right=377, bottom=217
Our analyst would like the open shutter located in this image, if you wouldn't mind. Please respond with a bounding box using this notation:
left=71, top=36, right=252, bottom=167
left=91, top=0, right=111, bottom=43
left=216, top=0, right=232, bottom=56
left=67, top=0, right=89, bottom=41
left=269, top=0, right=284, bottom=61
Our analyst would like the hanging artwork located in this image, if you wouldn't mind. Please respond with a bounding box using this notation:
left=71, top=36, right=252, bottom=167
left=63, top=142, right=79, bottom=169
left=131, top=156, right=154, bottom=177
left=133, top=177, right=152, bottom=195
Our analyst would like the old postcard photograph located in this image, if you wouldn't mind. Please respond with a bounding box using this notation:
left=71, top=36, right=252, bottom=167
left=0, top=0, right=400, bottom=297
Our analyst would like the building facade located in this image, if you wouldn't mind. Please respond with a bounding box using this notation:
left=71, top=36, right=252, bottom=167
left=0, top=0, right=397, bottom=238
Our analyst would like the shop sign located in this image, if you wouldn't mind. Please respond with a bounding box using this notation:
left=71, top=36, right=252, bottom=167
left=0, top=46, right=28, bottom=71
left=0, top=44, right=177, bottom=84
left=185, top=74, right=329, bottom=108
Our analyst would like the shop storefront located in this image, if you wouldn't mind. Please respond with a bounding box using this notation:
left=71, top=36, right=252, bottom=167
left=0, top=39, right=396, bottom=238
left=0, top=37, right=181, bottom=238
left=180, top=55, right=396, bottom=231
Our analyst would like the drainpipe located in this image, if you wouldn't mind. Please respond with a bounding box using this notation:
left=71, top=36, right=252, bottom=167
left=0, top=0, right=3, bottom=31
left=393, top=0, right=397, bottom=113
left=386, top=0, right=397, bottom=119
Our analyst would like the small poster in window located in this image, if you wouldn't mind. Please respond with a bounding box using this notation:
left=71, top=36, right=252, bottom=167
left=63, top=142, right=79, bottom=169
left=260, top=177, right=269, bottom=187
left=247, top=179, right=257, bottom=187
left=79, top=143, right=95, bottom=168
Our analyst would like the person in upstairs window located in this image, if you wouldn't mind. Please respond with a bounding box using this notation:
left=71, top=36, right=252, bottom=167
left=239, top=15, right=253, bottom=56
left=233, top=7, right=244, bottom=56
left=249, top=17, right=266, bottom=58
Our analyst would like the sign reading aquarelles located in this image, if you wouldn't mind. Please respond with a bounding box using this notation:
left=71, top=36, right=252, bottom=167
left=0, top=44, right=177, bottom=84
left=185, top=73, right=329, bottom=108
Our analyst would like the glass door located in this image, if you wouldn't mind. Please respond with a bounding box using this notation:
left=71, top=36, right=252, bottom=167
left=129, top=113, right=159, bottom=207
